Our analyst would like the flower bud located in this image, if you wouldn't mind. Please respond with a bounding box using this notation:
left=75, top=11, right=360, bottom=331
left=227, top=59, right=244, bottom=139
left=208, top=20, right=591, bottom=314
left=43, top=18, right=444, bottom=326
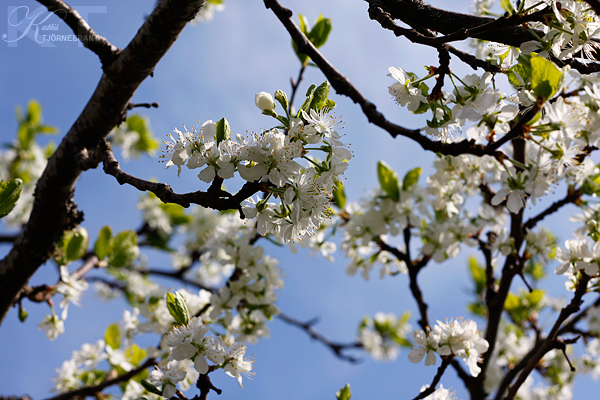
left=274, top=90, right=288, bottom=110
left=255, top=91, right=275, bottom=112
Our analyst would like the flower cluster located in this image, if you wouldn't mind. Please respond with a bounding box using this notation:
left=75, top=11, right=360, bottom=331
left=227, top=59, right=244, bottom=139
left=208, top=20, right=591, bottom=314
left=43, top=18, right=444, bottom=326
left=358, top=312, right=412, bottom=361
left=161, top=83, right=351, bottom=244
left=408, top=318, right=489, bottom=377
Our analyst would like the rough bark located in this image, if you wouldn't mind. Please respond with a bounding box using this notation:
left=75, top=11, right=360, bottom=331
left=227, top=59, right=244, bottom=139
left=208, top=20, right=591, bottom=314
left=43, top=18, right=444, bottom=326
left=0, top=0, right=207, bottom=325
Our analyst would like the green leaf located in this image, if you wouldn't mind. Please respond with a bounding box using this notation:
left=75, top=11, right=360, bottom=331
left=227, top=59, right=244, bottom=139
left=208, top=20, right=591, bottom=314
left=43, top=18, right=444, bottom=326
left=336, top=383, right=352, bottom=400
left=215, top=117, right=231, bottom=144
left=504, top=293, right=520, bottom=311
left=307, top=15, right=332, bottom=49
left=402, top=167, right=421, bottom=191
left=298, top=14, right=309, bottom=35
left=161, top=203, right=191, bottom=226
left=500, top=0, right=514, bottom=15
left=141, top=380, right=164, bottom=396
left=26, top=100, right=42, bottom=125
left=468, top=302, right=487, bottom=316
left=309, top=81, right=331, bottom=110
left=377, top=161, right=400, bottom=202
left=104, top=323, right=122, bottom=349
left=94, top=226, right=113, bottom=260
left=530, top=56, right=561, bottom=100
left=81, top=370, right=107, bottom=387
left=65, top=228, right=89, bottom=263
left=125, top=344, right=147, bottom=366
left=108, top=230, right=139, bottom=268
left=126, top=115, right=159, bottom=155
left=526, top=289, right=545, bottom=306
left=507, top=54, right=532, bottom=89
left=55, top=228, right=88, bottom=266
left=332, top=180, right=346, bottom=209
left=166, top=292, right=190, bottom=325
left=0, top=178, right=23, bottom=218
left=16, top=100, right=58, bottom=150
left=293, top=14, right=310, bottom=65
left=469, top=257, right=486, bottom=295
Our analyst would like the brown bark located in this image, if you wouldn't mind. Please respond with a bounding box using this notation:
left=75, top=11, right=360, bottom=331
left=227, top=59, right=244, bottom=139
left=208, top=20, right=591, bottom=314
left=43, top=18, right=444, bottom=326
left=0, top=0, right=207, bottom=325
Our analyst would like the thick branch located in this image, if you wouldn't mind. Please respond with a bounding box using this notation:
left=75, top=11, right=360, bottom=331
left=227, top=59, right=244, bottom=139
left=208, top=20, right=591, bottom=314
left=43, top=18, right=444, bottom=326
left=0, top=0, right=208, bottom=326
left=35, top=0, right=119, bottom=68
left=366, top=0, right=539, bottom=47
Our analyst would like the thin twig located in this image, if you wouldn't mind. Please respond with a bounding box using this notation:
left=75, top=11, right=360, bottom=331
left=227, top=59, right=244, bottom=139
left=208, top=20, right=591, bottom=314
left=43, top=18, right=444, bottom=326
left=502, top=274, right=591, bottom=399
left=277, top=312, right=363, bottom=363
left=43, top=357, right=156, bottom=400
left=99, top=139, right=261, bottom=216
left=412, top=357, right=453, bottom=400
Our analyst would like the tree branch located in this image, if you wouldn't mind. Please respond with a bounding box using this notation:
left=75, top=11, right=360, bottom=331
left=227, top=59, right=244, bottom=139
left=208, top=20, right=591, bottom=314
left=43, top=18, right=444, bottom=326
left=277, top=312, right=363, bottom=363
left=523, top=187, right=581, bottom=231
left=43, top=357, right=156, bottom=400
left=366, top=0, right=539, bottom=47
left=0, top=0, right=209, bottom=326
left=263, top=0, right=509, bottom=161
left=412, top=357, right=453, bottom=400
left=100, top=139, right=261, bottom=213
left=502, top=274, right=591, bottom=399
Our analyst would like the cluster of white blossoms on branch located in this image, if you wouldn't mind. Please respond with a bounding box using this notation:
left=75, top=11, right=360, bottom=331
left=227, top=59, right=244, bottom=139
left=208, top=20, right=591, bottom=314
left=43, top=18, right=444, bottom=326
left=161, top=82, right=351, bottom=244
left=358, top=312, right=412, bottom=361
left=408, top=319, right=489, bottom=377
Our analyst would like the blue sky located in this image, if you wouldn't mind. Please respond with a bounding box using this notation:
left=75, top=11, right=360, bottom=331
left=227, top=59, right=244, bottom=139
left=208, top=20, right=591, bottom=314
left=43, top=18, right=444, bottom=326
left=1, top=1, right=598, bottom=399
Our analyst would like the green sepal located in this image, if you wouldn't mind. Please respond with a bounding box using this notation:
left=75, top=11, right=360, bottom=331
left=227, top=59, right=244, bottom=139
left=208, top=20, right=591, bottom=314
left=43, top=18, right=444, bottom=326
left=298, top=84, right=316, bottom=116
left=336, top=383, right=352, bottom=400
left=0, top=178, right=23, bottom=218
left=274, top=90, right=289, bottom=113
left=166, top=292, right=190, bottom=325
left=402, top=167, right=421, bottom=191
left=377, top=161, right=400, bottom=202
left=215, top=117, right=231, bottom=145
left=141, top=380, right=164, bottom=396
left=332, top=180, right=346, bottom=209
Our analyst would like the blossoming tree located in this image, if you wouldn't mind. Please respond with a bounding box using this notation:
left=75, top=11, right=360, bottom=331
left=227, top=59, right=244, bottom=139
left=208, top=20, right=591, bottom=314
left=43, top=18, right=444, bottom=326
left=4, top=0, right=600, bottom=399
